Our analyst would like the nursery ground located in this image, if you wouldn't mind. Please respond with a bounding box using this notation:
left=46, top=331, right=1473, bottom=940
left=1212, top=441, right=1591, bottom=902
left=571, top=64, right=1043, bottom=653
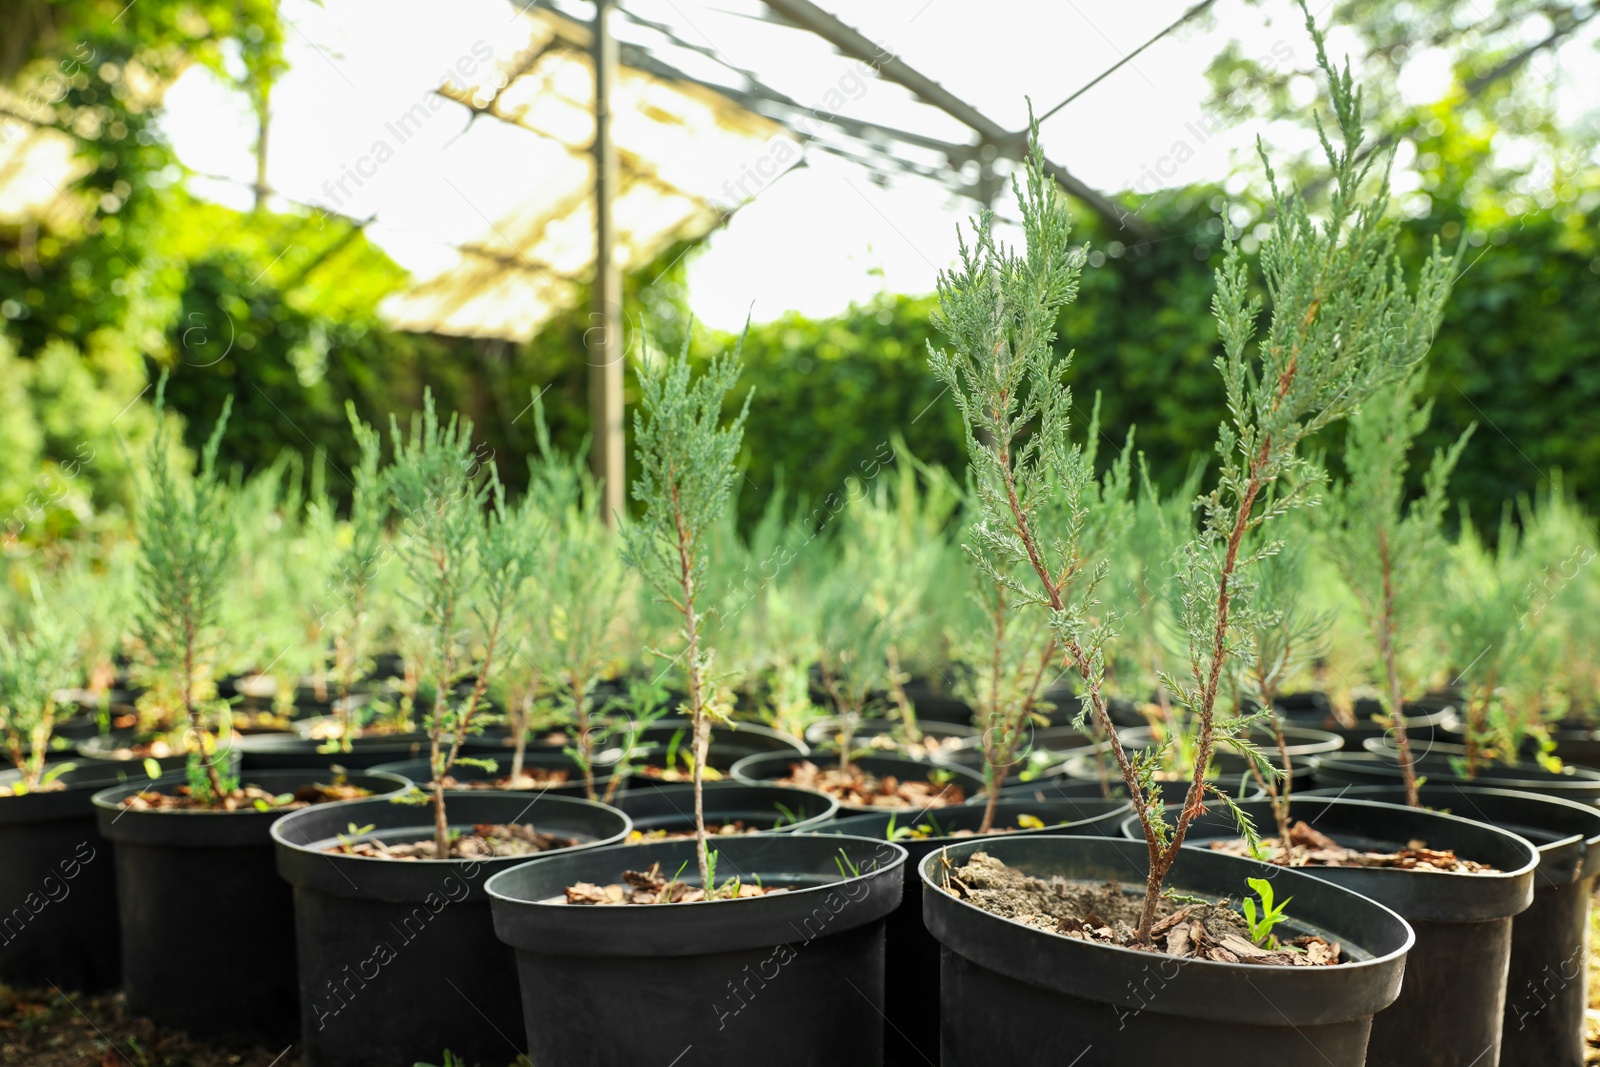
left=7, top=904, right=1600, bottom=1065
left=0, top=985, right=527, bottom=1067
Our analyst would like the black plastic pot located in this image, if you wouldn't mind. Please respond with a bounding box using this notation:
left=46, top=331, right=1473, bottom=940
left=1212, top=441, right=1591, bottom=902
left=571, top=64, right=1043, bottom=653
left=730, top=751, right=985, bottom=812
left=1550, top=728, right=1600, bottom=769
left=1056, top=749, right=1279, bottom=797
left=1306, top=783, right=1600, bottom=1067
left=1112, top=723, right=1342, bottom=765
left=922, top=834, right=1414, bottom=1065
left=0, top=762, right=139, bottom=992
left=487, top=833, right=906, bottom=1065
left=616, top=781, right=838, bottom=836
left=232, top=729, right=433, bottom=770
left=1434, top=721, right=1600, bottom=771
left=272, top=790, right=629, bottom=1067
left=1281, top=693, right=1456, bottom=747
left=75, top=733, right=242, bottom=775
left=803, top=717, right=977, bottom=770
left=624, top=716, right=800, bottom=767
left=997, top=773, right=1271, bottom=803
left=1318, top=748, right=1600, bottom=802
left=827, top=798, right=1130, bottom=1067
left=1211, top=725, right=1343, bottom=770
left=933, top=723, right=1110, bottom=776
left=1126, top=796, right=1538, bottom=1067
left=901, top=679, right=975, bottom=724
left=92, top=769, right=408, bottom=1044
left=458, top=725, right=583, bottom=759
left=369, top=751, right=624, bottom=800
left=1036, top=687, right=1147, bottom=728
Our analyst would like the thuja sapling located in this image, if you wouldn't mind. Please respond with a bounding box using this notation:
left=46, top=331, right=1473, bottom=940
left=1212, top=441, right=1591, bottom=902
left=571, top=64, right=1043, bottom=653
left=1108, top=457, right=1200, bottom=733
left=0, top=581, right=84, bottom=793
left=955, top=406, right=1132, bottom=830
left=1323, top=367, right=1474, bottom=805
left=930, top=4, right=1456, bottom=942
left=135, top=376, right=238, bottom=801
left=812, top=551, right=894, bottom=775
left=818, top=460, right=959, bottom=769
left=1443, top=506, right=1548, bottom=775
left=1234, top=529, right=1332, bottom=854
left=520, top=398, right=630, bottom=799
left=317, top=405, right=390, bottom=750
left=386, top=392, right=533, bottom=856
left=1514, top=482, right=1599, bottom=723
left=620, top=336, right=750, bottom=893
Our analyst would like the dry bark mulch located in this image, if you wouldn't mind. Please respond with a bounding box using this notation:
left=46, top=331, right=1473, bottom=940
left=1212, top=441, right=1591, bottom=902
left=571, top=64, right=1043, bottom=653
left=328, top=822, right=576, bottom=859
left=778, top=760, right=965, bottom=808
left=565, top=861, right=788, bottom=905
left=0, top=779, right=69, bottom=795
left=118, top=782, right=371, bottom=813
left=851, top=731, right=967, bottom=763
left=940, top=851, right=1343, bottom=967
left=634, top=765, right=726, bottom=783
left=1208, top=820, right=1496, bottom=872
left=626, top=821, right=756, bottom=843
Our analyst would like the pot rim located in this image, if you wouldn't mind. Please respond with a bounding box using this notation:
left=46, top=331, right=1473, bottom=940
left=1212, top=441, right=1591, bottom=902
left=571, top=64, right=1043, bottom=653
left=918, top=833, right=1416, bottom=1024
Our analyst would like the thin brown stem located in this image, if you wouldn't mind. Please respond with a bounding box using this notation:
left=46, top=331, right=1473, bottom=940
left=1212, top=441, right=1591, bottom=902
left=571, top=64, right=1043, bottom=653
left=668, top=477, right=713, bottom=893
left=1376, top=530, right=1419, bottom=806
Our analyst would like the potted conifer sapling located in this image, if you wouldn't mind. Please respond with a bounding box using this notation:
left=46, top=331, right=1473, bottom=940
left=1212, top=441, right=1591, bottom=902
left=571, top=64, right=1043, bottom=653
left=918, top=22, right=1442, bottom=1058
left=0, top=581, right=125, bottom=993
left=91, top=380, right=410, bottom=1044
left=485, top=337, right=908, bottom=1066
left=270, top=394, right=629, bottom=1067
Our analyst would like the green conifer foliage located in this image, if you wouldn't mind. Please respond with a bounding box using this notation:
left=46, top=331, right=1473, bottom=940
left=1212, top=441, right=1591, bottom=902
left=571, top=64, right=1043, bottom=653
left=321, top=403, right=391, bottom=747
left=621, top=336, right=750, bottom=892
left=135, top=375, right=238, bottom=801
left=1324, top=368, right=1474, bottom=803
left=520, top=398, right=629, bottom=800
left=0, top=581, right=84, bottom=792
left=387, top=392, right=531, bottom=855
left=930, top=3, right=1459, bottom=940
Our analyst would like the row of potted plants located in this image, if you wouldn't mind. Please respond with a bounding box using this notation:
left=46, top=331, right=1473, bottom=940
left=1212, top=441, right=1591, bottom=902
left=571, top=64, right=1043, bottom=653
left=4, top=11, right=1598, bottom=1066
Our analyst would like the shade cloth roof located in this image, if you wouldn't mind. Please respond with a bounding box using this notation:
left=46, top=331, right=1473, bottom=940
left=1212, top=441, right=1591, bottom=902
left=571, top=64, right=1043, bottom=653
left=376, top=5, right=791, bottom=341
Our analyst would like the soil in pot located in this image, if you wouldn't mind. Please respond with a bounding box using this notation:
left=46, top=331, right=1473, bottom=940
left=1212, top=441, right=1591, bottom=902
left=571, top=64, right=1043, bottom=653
left=827, top=797, right=1129, bottom=1067
left=616, top=781, right=839, bottom=841
left=76, top=732, right=241, bottom=774
left=117, top=778, right=374, bottom=812
left=486, top=833, right=906, bottom=1065
left=731, top=751, right=982, bottom=810
left=1140, top=796, right=1538, bottom=1067
left=1207, top=818, right=1494, bottom=872
left=91, top=769, right=409, bottom=1046
left=921, top=834, right=1413, bottom=1066
left=805, top=716, right=976, bottom=763
left=272, top=790, right=629, bottom=1067
left=368, top=751, right=623, bottom=800
left=1307, top=783, right=1600, bottom=1067
left=944, top=850, right=1344, bottom=964
left=0, top=762, right=138, bottom=993
left=326, top=821, right=577, bottom=859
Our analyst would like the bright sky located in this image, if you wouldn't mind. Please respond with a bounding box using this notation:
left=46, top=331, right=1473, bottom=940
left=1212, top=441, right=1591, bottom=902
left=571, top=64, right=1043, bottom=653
left=159, top=0, right=1600, bottom=332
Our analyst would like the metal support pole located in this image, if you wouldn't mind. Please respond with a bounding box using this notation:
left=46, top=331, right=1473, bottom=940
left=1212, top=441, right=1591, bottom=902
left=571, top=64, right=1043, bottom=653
left=590, top=0, right=625, bottom=523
